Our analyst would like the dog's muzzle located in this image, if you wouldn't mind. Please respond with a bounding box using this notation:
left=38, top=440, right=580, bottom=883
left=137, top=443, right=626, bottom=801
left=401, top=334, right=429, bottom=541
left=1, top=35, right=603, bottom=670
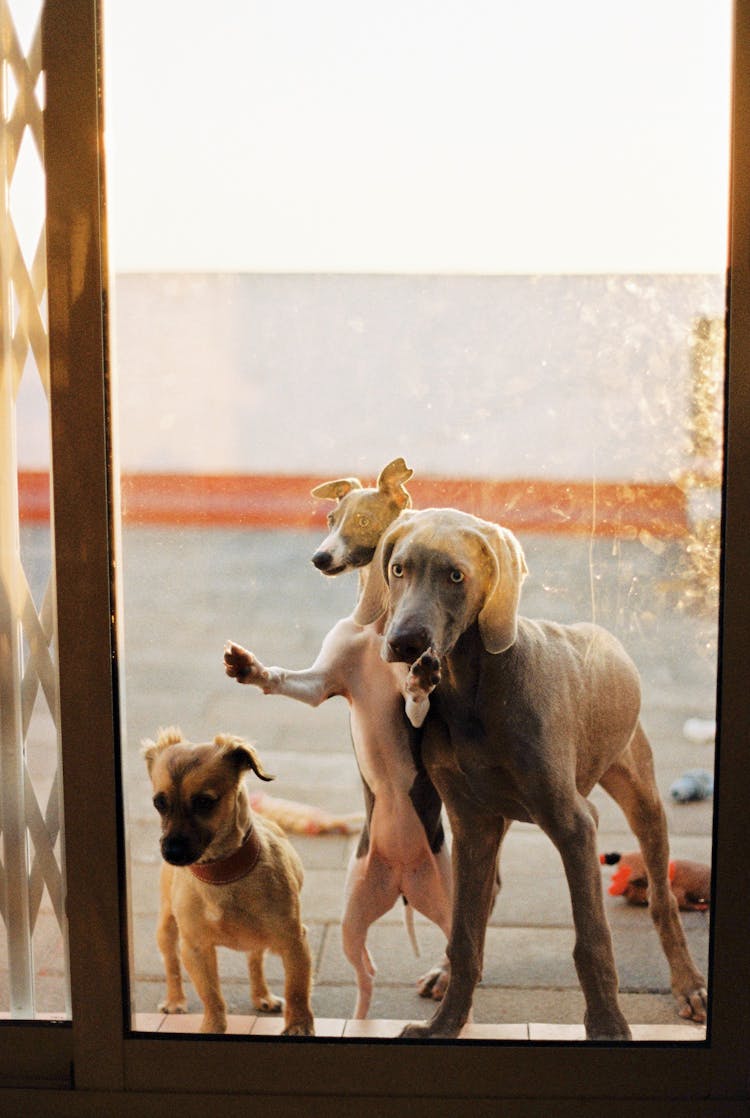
left=311, top=549, right=337, bottom=573
left=385, top=624, right=432, bottom=665
left=161, top=834, right=198, bottom=866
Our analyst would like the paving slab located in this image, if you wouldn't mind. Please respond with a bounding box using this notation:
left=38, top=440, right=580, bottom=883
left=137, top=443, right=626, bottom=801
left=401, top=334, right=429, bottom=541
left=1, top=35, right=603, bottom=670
left=5, top=524, right=718, bottom=1037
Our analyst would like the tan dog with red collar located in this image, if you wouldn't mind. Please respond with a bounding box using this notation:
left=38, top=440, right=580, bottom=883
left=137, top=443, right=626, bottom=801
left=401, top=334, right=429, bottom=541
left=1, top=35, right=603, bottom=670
left=143, top=728, right=314, bottom=1035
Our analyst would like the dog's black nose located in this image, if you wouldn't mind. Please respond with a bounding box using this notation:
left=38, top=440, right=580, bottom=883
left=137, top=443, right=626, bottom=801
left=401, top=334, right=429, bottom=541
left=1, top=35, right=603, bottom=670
left=161, top=835, right=195, bottom=866
left=311, top=550, right=333, bottom=572
left=386, top=626, right=431, bottom=665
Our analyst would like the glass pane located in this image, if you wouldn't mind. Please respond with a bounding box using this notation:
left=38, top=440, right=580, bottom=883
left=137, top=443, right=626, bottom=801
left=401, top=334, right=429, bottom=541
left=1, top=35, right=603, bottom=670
left=0, top=0, right=69, bottom=1019
left=105, top=0, right=730, bottom=1040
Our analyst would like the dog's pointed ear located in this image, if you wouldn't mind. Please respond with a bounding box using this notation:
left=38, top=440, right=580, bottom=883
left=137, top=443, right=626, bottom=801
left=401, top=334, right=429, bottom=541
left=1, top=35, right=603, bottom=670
left=215, top=735, right=275, bottom=782
left=352, top=520, right=404, bottom=626
left=142, top=726, right=184, bottom=774
left=310, top=477, right=363, bottom=501
left=376, top=457, right=414, bottom=510
left=142, top=739, right=158, bottom=775
left=476, top=524, right=528, bottom=654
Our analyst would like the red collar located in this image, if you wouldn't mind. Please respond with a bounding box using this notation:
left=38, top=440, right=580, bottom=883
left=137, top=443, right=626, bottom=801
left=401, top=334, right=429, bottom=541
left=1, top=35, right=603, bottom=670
left=189, top=826, right=261, bottom=885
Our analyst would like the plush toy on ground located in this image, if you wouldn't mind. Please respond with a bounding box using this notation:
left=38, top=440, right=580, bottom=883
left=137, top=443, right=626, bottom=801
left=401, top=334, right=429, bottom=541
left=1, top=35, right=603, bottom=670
left=669, top=768, right=714, bottom=803
left=600, top=851, right=710, bottom=911
left=249, top=791, right=364, bottom=835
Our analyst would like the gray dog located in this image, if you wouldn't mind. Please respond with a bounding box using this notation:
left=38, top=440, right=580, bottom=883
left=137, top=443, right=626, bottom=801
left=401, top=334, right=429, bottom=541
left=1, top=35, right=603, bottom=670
left=355, top=507, right=707, bottom=1040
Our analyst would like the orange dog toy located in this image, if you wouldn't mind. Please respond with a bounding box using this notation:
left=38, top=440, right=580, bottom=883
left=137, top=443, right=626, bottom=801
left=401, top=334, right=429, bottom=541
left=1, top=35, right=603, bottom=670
left=248, top=791, right=364, bottom=836
left=600, top=851, right=710, bottom=911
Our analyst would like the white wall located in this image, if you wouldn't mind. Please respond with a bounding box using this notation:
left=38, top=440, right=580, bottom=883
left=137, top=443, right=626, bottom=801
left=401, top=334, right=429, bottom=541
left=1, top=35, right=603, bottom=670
left=110, top=273, right=723, bottom=482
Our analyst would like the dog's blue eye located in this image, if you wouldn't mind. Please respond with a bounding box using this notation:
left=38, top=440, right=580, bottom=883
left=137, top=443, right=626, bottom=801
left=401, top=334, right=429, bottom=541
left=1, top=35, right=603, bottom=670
left=391, top=562, right=404, bottom=578
left=192, top=794, right=217, bottom=814
left=153, top=793, right=168, bottom=815
left=450, top=569, right=464, bottom=584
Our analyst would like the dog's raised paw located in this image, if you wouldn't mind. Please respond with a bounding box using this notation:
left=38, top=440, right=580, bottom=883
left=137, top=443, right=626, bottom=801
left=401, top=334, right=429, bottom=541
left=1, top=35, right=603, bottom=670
left=224, top=641, right=265, bottom=685
left=406, top=649, right=441, bottom=697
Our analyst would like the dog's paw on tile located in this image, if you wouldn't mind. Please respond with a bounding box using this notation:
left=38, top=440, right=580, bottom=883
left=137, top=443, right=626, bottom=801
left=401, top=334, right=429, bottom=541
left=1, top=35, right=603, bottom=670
left=255, top=993, right=284, bottom=1014
left=158, top=998, right=188, bottom=1015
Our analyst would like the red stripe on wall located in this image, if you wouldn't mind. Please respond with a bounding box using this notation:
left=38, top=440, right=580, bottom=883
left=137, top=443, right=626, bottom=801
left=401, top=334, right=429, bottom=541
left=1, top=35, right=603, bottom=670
left=18, top=471, right=689, bottom=537
left=18, top=471, right=52, bottom=521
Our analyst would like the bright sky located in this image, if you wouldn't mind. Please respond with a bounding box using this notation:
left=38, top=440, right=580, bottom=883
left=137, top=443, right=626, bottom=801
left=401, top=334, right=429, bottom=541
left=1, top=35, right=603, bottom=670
left=103, top=0, right=733, bottom=274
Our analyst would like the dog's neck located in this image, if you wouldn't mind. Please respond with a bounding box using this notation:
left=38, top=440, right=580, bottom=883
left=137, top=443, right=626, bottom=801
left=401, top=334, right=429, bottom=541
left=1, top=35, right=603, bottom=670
left=355, top=566, right=386, bottom=631
left=356, top=565, right=371, bottom=598
left=189, top=823, right=261, bottom=885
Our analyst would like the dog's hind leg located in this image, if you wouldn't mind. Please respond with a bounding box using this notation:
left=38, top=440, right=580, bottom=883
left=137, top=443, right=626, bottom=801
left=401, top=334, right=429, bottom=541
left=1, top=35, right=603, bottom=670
left=407, top=843, right=453, bottom=1001
left=341, top=851, right=401, bottom=1018
left=600, top=723, right=708, bottom=1023
left=247, top=948, right=283, bottom=1014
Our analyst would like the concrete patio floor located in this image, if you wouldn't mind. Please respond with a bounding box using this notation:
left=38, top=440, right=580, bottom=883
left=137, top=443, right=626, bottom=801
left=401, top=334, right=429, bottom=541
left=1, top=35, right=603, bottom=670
left=120, top=525, right=714, bottom=1039
left=3, top=523, right=713, bottom=1040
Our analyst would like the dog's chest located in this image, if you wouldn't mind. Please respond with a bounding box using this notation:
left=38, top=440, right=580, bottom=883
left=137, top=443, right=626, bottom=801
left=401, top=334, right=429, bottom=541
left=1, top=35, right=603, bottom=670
left=191, top=891, right=270, bottom=952
left=427, top=666, right=540, bottom=822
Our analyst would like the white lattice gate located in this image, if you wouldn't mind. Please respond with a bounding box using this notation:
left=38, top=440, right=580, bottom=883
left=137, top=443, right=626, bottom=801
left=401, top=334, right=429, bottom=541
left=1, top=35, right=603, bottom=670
left=0, top=0, right=68, bottom=1019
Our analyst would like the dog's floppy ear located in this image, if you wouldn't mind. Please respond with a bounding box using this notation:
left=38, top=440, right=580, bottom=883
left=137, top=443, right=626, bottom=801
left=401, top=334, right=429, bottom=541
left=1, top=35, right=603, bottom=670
left=352, top=519, right=405, bottom=626
left=475, top=523, right=528, bottom=654
left=214, top=734, right=275, bottom=782
left=310, top=477, right=362, bottom=502
left=376, top=457, right=414, bottom=510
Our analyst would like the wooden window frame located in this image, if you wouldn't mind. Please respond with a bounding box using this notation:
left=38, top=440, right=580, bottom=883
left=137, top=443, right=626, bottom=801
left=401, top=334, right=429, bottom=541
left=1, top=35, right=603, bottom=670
left=0, top=1, right=747, bottom=1111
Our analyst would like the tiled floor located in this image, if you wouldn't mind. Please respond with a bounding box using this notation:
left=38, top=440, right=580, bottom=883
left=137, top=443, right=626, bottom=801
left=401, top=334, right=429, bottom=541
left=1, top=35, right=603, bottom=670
left=132, top=1013, right=706, bottom=1043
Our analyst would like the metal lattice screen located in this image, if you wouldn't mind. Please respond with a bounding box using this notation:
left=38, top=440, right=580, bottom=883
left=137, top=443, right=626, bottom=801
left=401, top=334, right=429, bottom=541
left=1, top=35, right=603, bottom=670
left=0, top=0, right=69, bottom=1018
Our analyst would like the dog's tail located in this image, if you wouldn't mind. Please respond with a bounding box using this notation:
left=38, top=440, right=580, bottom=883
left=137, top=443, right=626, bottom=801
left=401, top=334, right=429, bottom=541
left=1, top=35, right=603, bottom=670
left=403, top=897, right=420, bottom=958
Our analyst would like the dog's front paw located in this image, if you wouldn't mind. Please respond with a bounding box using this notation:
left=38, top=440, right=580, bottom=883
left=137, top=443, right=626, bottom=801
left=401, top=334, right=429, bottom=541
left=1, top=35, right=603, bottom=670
left=407, top=649, right=441, bottom=699
left=399, top=1021, right=432, bottom=1039
left=404, top=650, right=441, bottom=728
left=224, top=641, right=270, bottom=688
left=282, top=1017, right=315, bottom=1037
left=401, top=1018, right=463, bottom=1039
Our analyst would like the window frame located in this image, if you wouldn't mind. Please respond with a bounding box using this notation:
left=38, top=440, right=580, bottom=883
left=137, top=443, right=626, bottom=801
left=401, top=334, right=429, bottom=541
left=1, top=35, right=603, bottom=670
left=0, top=0, right=746, bottom=1110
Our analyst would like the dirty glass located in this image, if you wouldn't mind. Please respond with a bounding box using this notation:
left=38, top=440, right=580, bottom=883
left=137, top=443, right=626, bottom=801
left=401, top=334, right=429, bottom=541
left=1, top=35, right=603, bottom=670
left=103, top=0, right=731, bottom=1040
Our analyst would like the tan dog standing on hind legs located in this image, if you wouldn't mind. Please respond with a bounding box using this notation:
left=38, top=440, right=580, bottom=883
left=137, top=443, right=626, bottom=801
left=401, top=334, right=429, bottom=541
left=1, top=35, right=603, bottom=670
left=355, top=507, right=708, bottom=1040
left=144, top=728, right=315, bottom=1035
left=224, top=458, right=454, bottom=1018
